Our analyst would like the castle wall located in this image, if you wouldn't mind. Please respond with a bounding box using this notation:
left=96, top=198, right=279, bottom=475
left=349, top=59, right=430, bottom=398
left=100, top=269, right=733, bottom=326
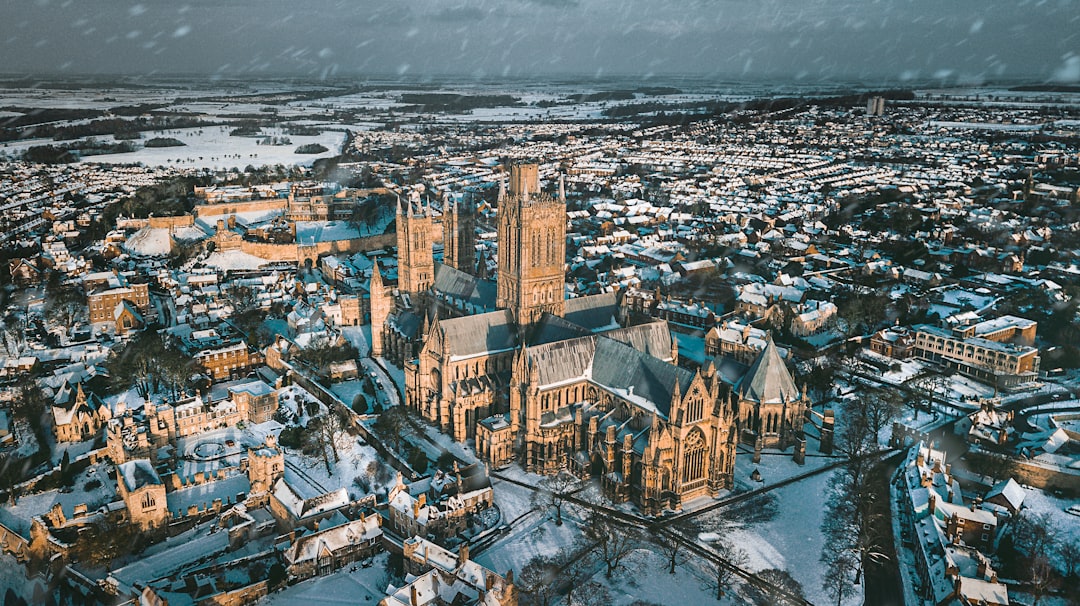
left=147, top=215, right=196, bottom=229
left=195, top=198, right=289, bottom=218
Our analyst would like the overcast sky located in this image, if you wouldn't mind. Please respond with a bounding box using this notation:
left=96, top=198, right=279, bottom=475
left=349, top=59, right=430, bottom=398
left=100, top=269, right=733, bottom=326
left=3, top=0, right=1078, bottom=83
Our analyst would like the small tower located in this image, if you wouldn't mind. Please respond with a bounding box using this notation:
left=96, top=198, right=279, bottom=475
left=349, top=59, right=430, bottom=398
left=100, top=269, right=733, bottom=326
left=370, top=262, right=390, bottom=358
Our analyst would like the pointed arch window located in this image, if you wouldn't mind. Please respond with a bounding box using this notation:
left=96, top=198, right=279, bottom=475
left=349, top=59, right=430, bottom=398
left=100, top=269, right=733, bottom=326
left=681, top=429, right=708, bottom=485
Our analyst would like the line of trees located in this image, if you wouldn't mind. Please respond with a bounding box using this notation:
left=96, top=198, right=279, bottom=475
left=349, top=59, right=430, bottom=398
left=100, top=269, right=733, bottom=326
left=819, top=389, right=900, bottom=605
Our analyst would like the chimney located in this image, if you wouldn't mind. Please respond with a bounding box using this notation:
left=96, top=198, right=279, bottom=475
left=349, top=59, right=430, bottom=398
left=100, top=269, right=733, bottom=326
left=970, top=500, right=976, bottom=512
left=458, top=543, right=469, bottom=566
left=916, top=452, right=925, bottom=468
left=486, top=573, right=495, bottom=591
left=410, top=585, right=418, bottom=606
left=928, top=493, right=936, bottom=515
left=945, top=463, right=952, bottom=476
left=977, top=554, right=988, bottom=578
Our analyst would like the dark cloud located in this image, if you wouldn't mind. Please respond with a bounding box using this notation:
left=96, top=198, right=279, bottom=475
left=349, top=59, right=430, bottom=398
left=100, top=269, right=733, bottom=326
left=1, top=0, right=1076, bottom=81
left=517, top=0, right=580, bottom=7
left=432, top=7, right=489, bottom=23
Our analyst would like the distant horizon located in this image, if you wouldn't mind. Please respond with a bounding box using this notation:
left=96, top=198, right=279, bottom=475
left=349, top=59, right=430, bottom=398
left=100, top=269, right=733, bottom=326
left=0, top=71, right=1073, bottom=92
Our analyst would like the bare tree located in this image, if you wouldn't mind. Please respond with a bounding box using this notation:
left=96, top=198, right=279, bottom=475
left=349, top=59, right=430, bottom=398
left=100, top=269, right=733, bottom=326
left=532, top=471, right=579, bottom=526
left=45, top=287, right=84, bottom=332
left=517, top=555, right=560, bottom=606
left=1, top=314, right=27, bottom=356
left=654, top=518, right=701, bottom=574
left=11, top=382, right=47, bottom=428
left=559, top=548, right=597, bottom=606
left=568, top=581, right=610, bottom=606
left=747, top=569, right=805, bottom=606
left=1013, top=511, right=1057, bottom=562
left=860, top=388, right=903, bottom=445
left=311, top=408, right=349, bottom=473
left=712, top=538, right=748, bottom=599
left=1030, top=554, right=1058, bottom=606
left=1058, top=538, right=1080, bottom=580
left=821, top=550, right=858, bottom=606
left=131, top=355, right=156, bottom=398
left=584, top=511, right=640, bottom=578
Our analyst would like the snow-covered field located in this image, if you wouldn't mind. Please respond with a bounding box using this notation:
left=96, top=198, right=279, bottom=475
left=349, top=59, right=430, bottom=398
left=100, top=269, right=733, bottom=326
left=330, top=380, right=369, bottom=411
left=125, top=226, right=171, bottom=256
left=284, top=432, right=397, bottom=501
left=202, top=249, right=276, bottom=270
left=596, top=548, right=738, bottom=606
left=474, top=513, right=582, bottom=576
left=79, top=126, right=345, bottom=170
left=295, top=220, right=363, bottom=244
left=695, top=468, right=858, bottom=606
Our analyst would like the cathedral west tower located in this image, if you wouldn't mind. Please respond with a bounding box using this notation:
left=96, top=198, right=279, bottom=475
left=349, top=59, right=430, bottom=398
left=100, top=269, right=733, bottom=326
left=443, top=193, right=477, bottom=275
left=396, top=190, right=434, bottom=296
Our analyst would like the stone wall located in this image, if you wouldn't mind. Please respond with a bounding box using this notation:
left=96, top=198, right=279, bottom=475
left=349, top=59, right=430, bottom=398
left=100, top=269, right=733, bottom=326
left=194, top=198, right=288, bottom=218
left=238, top=241, right=299, bottom=262
left=148, top=215, right=196, bottom=229
left=966, top=448, right=1080, bottom=497
left=231, top=233, right=396, bottom=265
left=0, top=522, right=29, bottom=560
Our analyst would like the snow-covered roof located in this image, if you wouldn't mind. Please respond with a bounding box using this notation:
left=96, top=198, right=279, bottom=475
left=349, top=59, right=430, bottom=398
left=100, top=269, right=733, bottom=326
left=118, top=459, right=162, bottom=492
left=985, top=478, right=1024, bottom=512
left=284, top=515, right=382, bottom=566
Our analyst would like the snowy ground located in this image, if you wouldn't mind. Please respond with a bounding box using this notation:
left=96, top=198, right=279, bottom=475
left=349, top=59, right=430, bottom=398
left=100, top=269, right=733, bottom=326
left=490, top=474, right=541, bottom=523
left=694, top=468, right=858, bottom=606
left=124, top=226, right=174, bottom=256
left=674, top=332, right=707, bottom=364
left=1021, top=487, right=1080, bottom=554
left=262, top=552, right=390, bottom=606
left=0, top=461, right=117, bottom=537
left=284, top=433, right=397, bottom=501
left=195, top=208, right=285, bottom=230
left=341, top=325, right=370, bottom=357
left=330, top=380, right=370, bottom=411
left=201, top=249, right=276, bottom=270
left=876, top=355, right=928, bottom=384
left=591, top=548, right=740, bottom=606
left=474, top=513, right=582, bottom=576
left=176, top=425, right=257, bottom=478
left=107, top=520, right=231, bottom=591
left=295, top=221, right=363, bottom=244
left=78, top=126, right=346, bottom=170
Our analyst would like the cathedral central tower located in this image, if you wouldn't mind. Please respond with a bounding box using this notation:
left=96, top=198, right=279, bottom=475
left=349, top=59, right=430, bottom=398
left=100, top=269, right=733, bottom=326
left=496, top=163, right=567, bottom=327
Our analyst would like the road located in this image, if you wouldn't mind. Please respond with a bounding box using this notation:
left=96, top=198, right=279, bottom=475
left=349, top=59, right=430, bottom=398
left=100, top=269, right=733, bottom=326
left=360, top=357, right=402, bottom=408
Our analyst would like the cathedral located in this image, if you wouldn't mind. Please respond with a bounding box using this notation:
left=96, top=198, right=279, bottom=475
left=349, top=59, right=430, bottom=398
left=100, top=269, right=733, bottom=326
left=372, top=163, right=807, bottom=513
